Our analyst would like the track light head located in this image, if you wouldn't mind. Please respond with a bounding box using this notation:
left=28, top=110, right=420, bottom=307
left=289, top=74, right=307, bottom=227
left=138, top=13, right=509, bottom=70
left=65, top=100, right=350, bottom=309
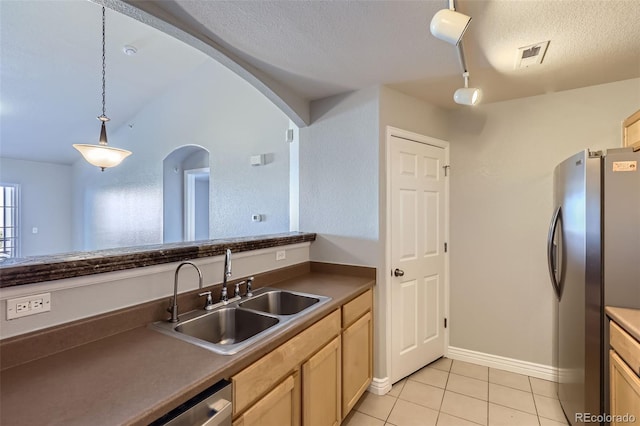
left=430, top=9, right=471, bottom=46
left=453, top=71, right=481, bottom=105
left=454, top=87, right=481, bottom=105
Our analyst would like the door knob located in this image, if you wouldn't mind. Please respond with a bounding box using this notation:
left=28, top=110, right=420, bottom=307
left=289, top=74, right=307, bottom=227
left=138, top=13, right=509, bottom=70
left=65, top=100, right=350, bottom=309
left=394, top=268, right=405, bottom=277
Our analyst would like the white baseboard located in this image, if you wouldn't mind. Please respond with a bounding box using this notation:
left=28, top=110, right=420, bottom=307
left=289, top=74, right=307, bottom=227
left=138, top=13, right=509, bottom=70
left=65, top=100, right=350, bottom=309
left=368, top=377, right=392, bottom=395
left=447, top=346, right=558, bottom=382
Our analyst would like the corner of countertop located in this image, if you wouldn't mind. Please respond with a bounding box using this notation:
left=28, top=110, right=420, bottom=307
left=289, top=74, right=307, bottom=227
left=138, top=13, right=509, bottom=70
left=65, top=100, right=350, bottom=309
left=606, top=305, right=640, bottom=342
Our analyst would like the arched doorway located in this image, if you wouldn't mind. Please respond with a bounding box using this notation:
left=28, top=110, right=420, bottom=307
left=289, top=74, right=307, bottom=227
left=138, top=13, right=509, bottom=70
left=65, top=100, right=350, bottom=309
left=163, top=146, right=210, bottom=243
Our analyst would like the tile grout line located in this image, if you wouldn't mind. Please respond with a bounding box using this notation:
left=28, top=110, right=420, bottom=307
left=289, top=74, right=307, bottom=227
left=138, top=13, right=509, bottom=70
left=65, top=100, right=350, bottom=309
left=384, top=392, right=399, bottom=424
left=434, top=369, right=451, bottom=426
left=529, top=376, right=543, bottom=426
left=486, top=372, right=490, bottom=426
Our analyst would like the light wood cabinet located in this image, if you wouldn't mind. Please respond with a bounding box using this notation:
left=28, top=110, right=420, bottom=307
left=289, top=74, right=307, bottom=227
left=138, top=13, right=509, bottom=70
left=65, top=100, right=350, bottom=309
left=609, top=320, right=640, bottom=425
left=623, top=109, right=640, bottom=151
left=610, top=351, right=640, bottom=425
left=302, top=336, right=341, bottom=426
left=232, top=310, right=341, bottom=425
left=232, top=288, right=374, bottom=426
left=341, top=290, right=373, bottom=419
left=233, top=373, right=300, bottom=426
left=232, top=310, right=340, bottom=416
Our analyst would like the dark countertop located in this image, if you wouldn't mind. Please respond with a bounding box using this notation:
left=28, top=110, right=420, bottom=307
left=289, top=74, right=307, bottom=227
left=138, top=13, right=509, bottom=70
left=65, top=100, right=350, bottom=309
left=0, top=271, right=374, bottom=426
left=0, top=232, right=316, bottom=287
left=606, top=306, right=640, bottom=342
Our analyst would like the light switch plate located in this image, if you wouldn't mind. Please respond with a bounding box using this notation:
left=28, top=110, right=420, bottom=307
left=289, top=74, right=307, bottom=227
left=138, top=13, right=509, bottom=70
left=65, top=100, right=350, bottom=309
left=250, top=155, right=264, bottom=166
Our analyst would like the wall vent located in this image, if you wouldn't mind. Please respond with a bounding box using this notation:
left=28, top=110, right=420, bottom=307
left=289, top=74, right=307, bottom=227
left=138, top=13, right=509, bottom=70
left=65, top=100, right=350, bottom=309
left=515, top=40, right=550, bottom=69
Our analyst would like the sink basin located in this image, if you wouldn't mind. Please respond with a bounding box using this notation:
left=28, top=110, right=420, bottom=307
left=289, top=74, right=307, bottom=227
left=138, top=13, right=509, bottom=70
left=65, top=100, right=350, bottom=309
left=149, top=287, right=331, bottom=355
left=176, top=307, right=279, bottom=345
left=238, top=290, right=320, bottom=315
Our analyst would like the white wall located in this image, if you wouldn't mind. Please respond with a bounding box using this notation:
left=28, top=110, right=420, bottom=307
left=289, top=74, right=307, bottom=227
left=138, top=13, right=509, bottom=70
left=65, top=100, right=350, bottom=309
left=447, top=78, right=640, bottom=366
left=299, top=86, right=453, bottom=382
left=0, top=158, right=73, bottom=256
left=299, top=88, right=380, bottom=266
left=72, top=58, right=290, bottom=251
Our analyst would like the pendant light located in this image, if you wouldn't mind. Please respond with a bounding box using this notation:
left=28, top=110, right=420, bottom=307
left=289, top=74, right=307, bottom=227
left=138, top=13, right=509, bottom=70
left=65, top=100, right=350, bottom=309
left=73, top=7, right=131, bottom=171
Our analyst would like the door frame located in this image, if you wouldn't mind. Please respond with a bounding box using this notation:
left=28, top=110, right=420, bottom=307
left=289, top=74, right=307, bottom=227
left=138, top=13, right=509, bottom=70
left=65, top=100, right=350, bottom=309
left=183, top=167, right=210, bottom=241
left=384, top=126, right=450, bottom=384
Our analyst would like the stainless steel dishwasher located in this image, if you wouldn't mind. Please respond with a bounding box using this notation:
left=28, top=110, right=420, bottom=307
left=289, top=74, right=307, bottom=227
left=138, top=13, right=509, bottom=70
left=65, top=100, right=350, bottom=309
left=149, top=380, right=232, bottom=426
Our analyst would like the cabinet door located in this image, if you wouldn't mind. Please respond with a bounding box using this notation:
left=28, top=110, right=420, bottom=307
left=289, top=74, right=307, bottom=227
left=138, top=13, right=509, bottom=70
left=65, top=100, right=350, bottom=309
left=623, top=109, right=640, bottom=150
left=233, top=373, right=300, bottom=426
left=610, top=350, right=640, bottom=426
left=302, top=336, right=341, bottom=426
left=232, top=310, right=340, bottom=415
left=342, top=311, right=373, bottom=418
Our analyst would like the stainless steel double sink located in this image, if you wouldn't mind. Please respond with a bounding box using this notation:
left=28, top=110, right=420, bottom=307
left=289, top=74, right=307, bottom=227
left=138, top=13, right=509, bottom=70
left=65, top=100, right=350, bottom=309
left=149, top=288, right=331, bottom=355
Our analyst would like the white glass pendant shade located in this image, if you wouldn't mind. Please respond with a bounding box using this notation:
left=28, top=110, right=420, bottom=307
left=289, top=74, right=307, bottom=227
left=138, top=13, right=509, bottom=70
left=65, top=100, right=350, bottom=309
left=73, top=144, right=132, bottom=171
left=73, top=120, right=131, bottom=171
left=453, top=87, right=482, bottom=105
left=430, top=9, right=471, bottom=45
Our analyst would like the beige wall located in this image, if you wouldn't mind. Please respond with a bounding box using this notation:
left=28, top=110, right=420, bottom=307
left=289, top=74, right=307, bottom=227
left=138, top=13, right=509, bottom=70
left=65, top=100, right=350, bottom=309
left=448, top=78, right=640, bottom=366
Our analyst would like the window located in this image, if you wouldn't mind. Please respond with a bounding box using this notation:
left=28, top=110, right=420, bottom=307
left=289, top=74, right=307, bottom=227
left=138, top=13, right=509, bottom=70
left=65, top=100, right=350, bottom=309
left=0, top=184, right=19, bottom=258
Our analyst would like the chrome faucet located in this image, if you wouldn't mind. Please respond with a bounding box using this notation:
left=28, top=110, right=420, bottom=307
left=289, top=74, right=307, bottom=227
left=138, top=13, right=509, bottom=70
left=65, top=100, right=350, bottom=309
left=169, top=261, right=203, bottom=323
left=221, top=249, right=232, bottom=304
left=246, top=276, right=254, bottom=297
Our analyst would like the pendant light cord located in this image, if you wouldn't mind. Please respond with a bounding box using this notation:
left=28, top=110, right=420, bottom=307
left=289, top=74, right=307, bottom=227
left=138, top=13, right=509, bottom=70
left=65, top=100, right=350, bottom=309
left=100, top=6, right=108, bottom=121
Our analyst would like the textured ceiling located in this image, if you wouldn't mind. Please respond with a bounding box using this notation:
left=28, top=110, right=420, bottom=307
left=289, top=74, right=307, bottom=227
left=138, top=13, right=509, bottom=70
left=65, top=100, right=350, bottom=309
left=144, top=0, right=640, bottom=107
left=2, top=0, right=640, bottom=165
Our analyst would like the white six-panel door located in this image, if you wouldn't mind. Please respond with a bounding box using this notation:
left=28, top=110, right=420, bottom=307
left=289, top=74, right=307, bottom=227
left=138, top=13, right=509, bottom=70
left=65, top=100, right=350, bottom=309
left=389, top=134, right=447, bottom=383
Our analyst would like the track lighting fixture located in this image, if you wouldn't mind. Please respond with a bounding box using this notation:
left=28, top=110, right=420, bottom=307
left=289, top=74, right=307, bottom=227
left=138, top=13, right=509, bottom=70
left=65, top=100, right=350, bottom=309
left=430, top=0, right=482, bottom=106
left=454, top=72, right=481, bottom=105
left=430, top=8, right=471, bottom=46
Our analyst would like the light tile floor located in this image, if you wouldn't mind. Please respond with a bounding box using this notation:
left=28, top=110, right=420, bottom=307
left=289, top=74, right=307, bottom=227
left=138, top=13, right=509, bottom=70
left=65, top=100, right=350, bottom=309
left=343, top=358, right=569, bottom=426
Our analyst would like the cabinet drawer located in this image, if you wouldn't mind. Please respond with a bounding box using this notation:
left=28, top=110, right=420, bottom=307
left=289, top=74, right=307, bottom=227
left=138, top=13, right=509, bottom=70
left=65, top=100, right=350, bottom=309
left=233, top=373, right=300, bottom=426
left=342, top=289, right=372, bottom=328
left=610, top=321, right=640, bottom=377
left=233, top=309, right=340, bottom=415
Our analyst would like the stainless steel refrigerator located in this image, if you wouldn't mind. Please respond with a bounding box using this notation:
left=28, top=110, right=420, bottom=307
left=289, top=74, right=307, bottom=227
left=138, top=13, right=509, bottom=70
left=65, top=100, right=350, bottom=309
left=547, top=148, right=640, bottom=425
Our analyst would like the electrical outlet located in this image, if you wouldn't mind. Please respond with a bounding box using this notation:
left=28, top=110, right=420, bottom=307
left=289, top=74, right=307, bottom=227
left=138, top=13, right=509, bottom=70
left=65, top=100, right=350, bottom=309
left=7, top=293, right=51, bottom=320
left=30, top=299, right=44, bottom=309
left=276, top=250, right=286, bottom=261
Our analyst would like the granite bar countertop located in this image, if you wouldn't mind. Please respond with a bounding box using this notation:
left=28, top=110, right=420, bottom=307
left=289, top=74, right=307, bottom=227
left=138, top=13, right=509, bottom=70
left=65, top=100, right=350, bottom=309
left=0, top=269, right=374, bottom=426
left=0, top=232, right=315, bottom=287
left=606, top=306, right=640, bottom=342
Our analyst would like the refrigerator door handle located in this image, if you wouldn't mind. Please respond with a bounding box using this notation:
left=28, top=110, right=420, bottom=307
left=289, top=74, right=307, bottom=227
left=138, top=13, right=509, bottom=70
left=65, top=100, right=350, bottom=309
left=547, top=206, right=562, bottom=300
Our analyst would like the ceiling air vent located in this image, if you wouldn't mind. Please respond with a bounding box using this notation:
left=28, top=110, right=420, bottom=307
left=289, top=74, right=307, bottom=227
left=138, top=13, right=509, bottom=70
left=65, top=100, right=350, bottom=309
left=515, top=40, right=550, bottom=69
